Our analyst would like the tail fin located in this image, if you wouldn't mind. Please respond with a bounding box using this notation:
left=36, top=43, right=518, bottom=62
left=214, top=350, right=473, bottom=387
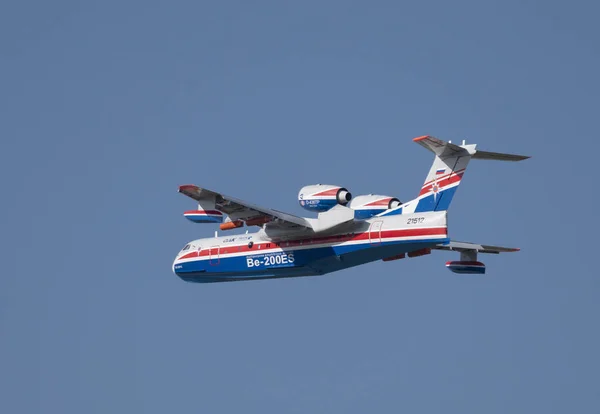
left=382, top=135, right=529, bottom=216
left=413, top=135, right=474, bottom=212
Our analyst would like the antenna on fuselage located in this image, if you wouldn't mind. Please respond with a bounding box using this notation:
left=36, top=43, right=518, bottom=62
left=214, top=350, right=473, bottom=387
left=214, top=231, right=218, bottom=238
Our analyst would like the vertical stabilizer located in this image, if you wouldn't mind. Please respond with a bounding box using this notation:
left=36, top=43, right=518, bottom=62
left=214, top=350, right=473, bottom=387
left=380, top=135, right=529, bottom=216
left=412, top=136, right=475, bottom=213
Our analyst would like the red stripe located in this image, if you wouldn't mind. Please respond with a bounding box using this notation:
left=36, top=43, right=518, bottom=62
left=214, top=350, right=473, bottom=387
left=380, top=228, right=447, bottom=239
left=179, top=252, right=199, bottom=260
left=364, top=198, right=393, bottom=207
left=185, top=227, right=447, bottom=258
left=419, top=173, right=463, bottom=196
left=312, top=188, right=340, bottom=197
left=422, top=169, right=465, bottom=187
left=184, top=210, right=223, bottom=216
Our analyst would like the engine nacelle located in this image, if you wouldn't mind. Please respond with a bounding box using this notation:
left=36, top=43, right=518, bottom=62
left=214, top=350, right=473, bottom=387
left=298, top=184, right=352, bottom=212
left=445, top=261, right=486, bottom=274
left=348, top=195, right=402, bottom=219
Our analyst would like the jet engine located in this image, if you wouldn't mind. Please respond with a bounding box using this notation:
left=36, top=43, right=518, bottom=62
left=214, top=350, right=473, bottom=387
left=348, top=195, right=402, bottom=219
left=298, top=184, right=352, bottom=212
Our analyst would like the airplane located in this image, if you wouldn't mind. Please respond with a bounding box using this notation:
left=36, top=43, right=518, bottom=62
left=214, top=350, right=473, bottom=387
left=173, top=135, right=529, bottom=283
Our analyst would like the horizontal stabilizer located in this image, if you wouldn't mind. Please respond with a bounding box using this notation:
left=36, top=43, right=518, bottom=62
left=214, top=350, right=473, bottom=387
left=433, top=240, right=520, bottom=254
left=413, top=135, right=473, bottom=157
left=472, top=150, right=530, bottom=162
left=414, top=135, right=529, bottom=161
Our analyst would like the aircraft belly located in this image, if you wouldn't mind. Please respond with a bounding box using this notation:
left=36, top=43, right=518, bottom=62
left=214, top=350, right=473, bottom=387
left=312, top=238, right=446, bottom=275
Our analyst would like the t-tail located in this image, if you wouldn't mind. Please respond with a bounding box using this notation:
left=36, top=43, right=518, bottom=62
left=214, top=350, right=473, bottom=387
left=381, top=135, right=529, bottom=216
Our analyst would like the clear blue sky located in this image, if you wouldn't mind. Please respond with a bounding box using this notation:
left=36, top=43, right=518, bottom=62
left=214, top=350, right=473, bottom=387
left=1, top=1, right=598, bottom=412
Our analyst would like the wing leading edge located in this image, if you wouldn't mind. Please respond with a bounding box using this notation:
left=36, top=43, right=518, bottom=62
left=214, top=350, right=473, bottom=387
left=178, top=185, right=311, bottom=229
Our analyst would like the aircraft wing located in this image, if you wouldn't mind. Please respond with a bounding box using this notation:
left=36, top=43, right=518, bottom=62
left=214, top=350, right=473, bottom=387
left=433, top=240, right=520, bottom=254
left=178, top=185, right=311, bottom=229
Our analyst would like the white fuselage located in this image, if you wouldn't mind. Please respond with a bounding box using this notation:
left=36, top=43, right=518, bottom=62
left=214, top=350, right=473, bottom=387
left=173, top=211, right=448, bottom=283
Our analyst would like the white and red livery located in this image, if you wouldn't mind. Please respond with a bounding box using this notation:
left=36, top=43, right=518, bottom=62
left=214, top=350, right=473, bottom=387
left=173, top=135, right=529, bottom=283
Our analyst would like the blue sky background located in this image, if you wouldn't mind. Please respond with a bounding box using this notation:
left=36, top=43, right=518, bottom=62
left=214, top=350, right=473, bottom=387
left=1, top=1, right=598, bottom=412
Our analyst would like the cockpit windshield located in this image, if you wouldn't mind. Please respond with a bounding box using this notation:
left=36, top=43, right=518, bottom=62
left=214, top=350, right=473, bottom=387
left=182, top=244, right=191, bottom=251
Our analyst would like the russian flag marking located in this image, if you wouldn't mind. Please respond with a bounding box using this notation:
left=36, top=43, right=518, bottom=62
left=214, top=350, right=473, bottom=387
left=436, top=168, right=445, bottom=175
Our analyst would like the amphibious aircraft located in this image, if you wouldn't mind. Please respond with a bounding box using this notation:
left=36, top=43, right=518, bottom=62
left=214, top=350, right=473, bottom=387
left=173, top=135, right=529, bottom=283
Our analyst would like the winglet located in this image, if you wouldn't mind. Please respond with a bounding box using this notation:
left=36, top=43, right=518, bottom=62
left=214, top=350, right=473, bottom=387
left=412, top=135, right=474, bottom=157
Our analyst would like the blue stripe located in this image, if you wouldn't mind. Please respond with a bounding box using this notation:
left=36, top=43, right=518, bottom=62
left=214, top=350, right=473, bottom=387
left=354, top=209, right=386, bottom=220
left=446, top=265, right=486, bottom=274
left=415, top=186, right=458, bottom=212
left=185, top=215, right=224, bottom=223
left=433, top=186, right=458, bottom=211
left=378, top=206, right=403, bottom=217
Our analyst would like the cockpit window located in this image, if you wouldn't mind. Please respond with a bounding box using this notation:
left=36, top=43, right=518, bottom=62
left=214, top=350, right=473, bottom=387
left=182, top=244, right=191, bottom=251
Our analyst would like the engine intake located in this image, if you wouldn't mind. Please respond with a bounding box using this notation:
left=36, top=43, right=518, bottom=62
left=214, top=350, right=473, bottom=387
left=298, top=184, right=352, bottom=212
